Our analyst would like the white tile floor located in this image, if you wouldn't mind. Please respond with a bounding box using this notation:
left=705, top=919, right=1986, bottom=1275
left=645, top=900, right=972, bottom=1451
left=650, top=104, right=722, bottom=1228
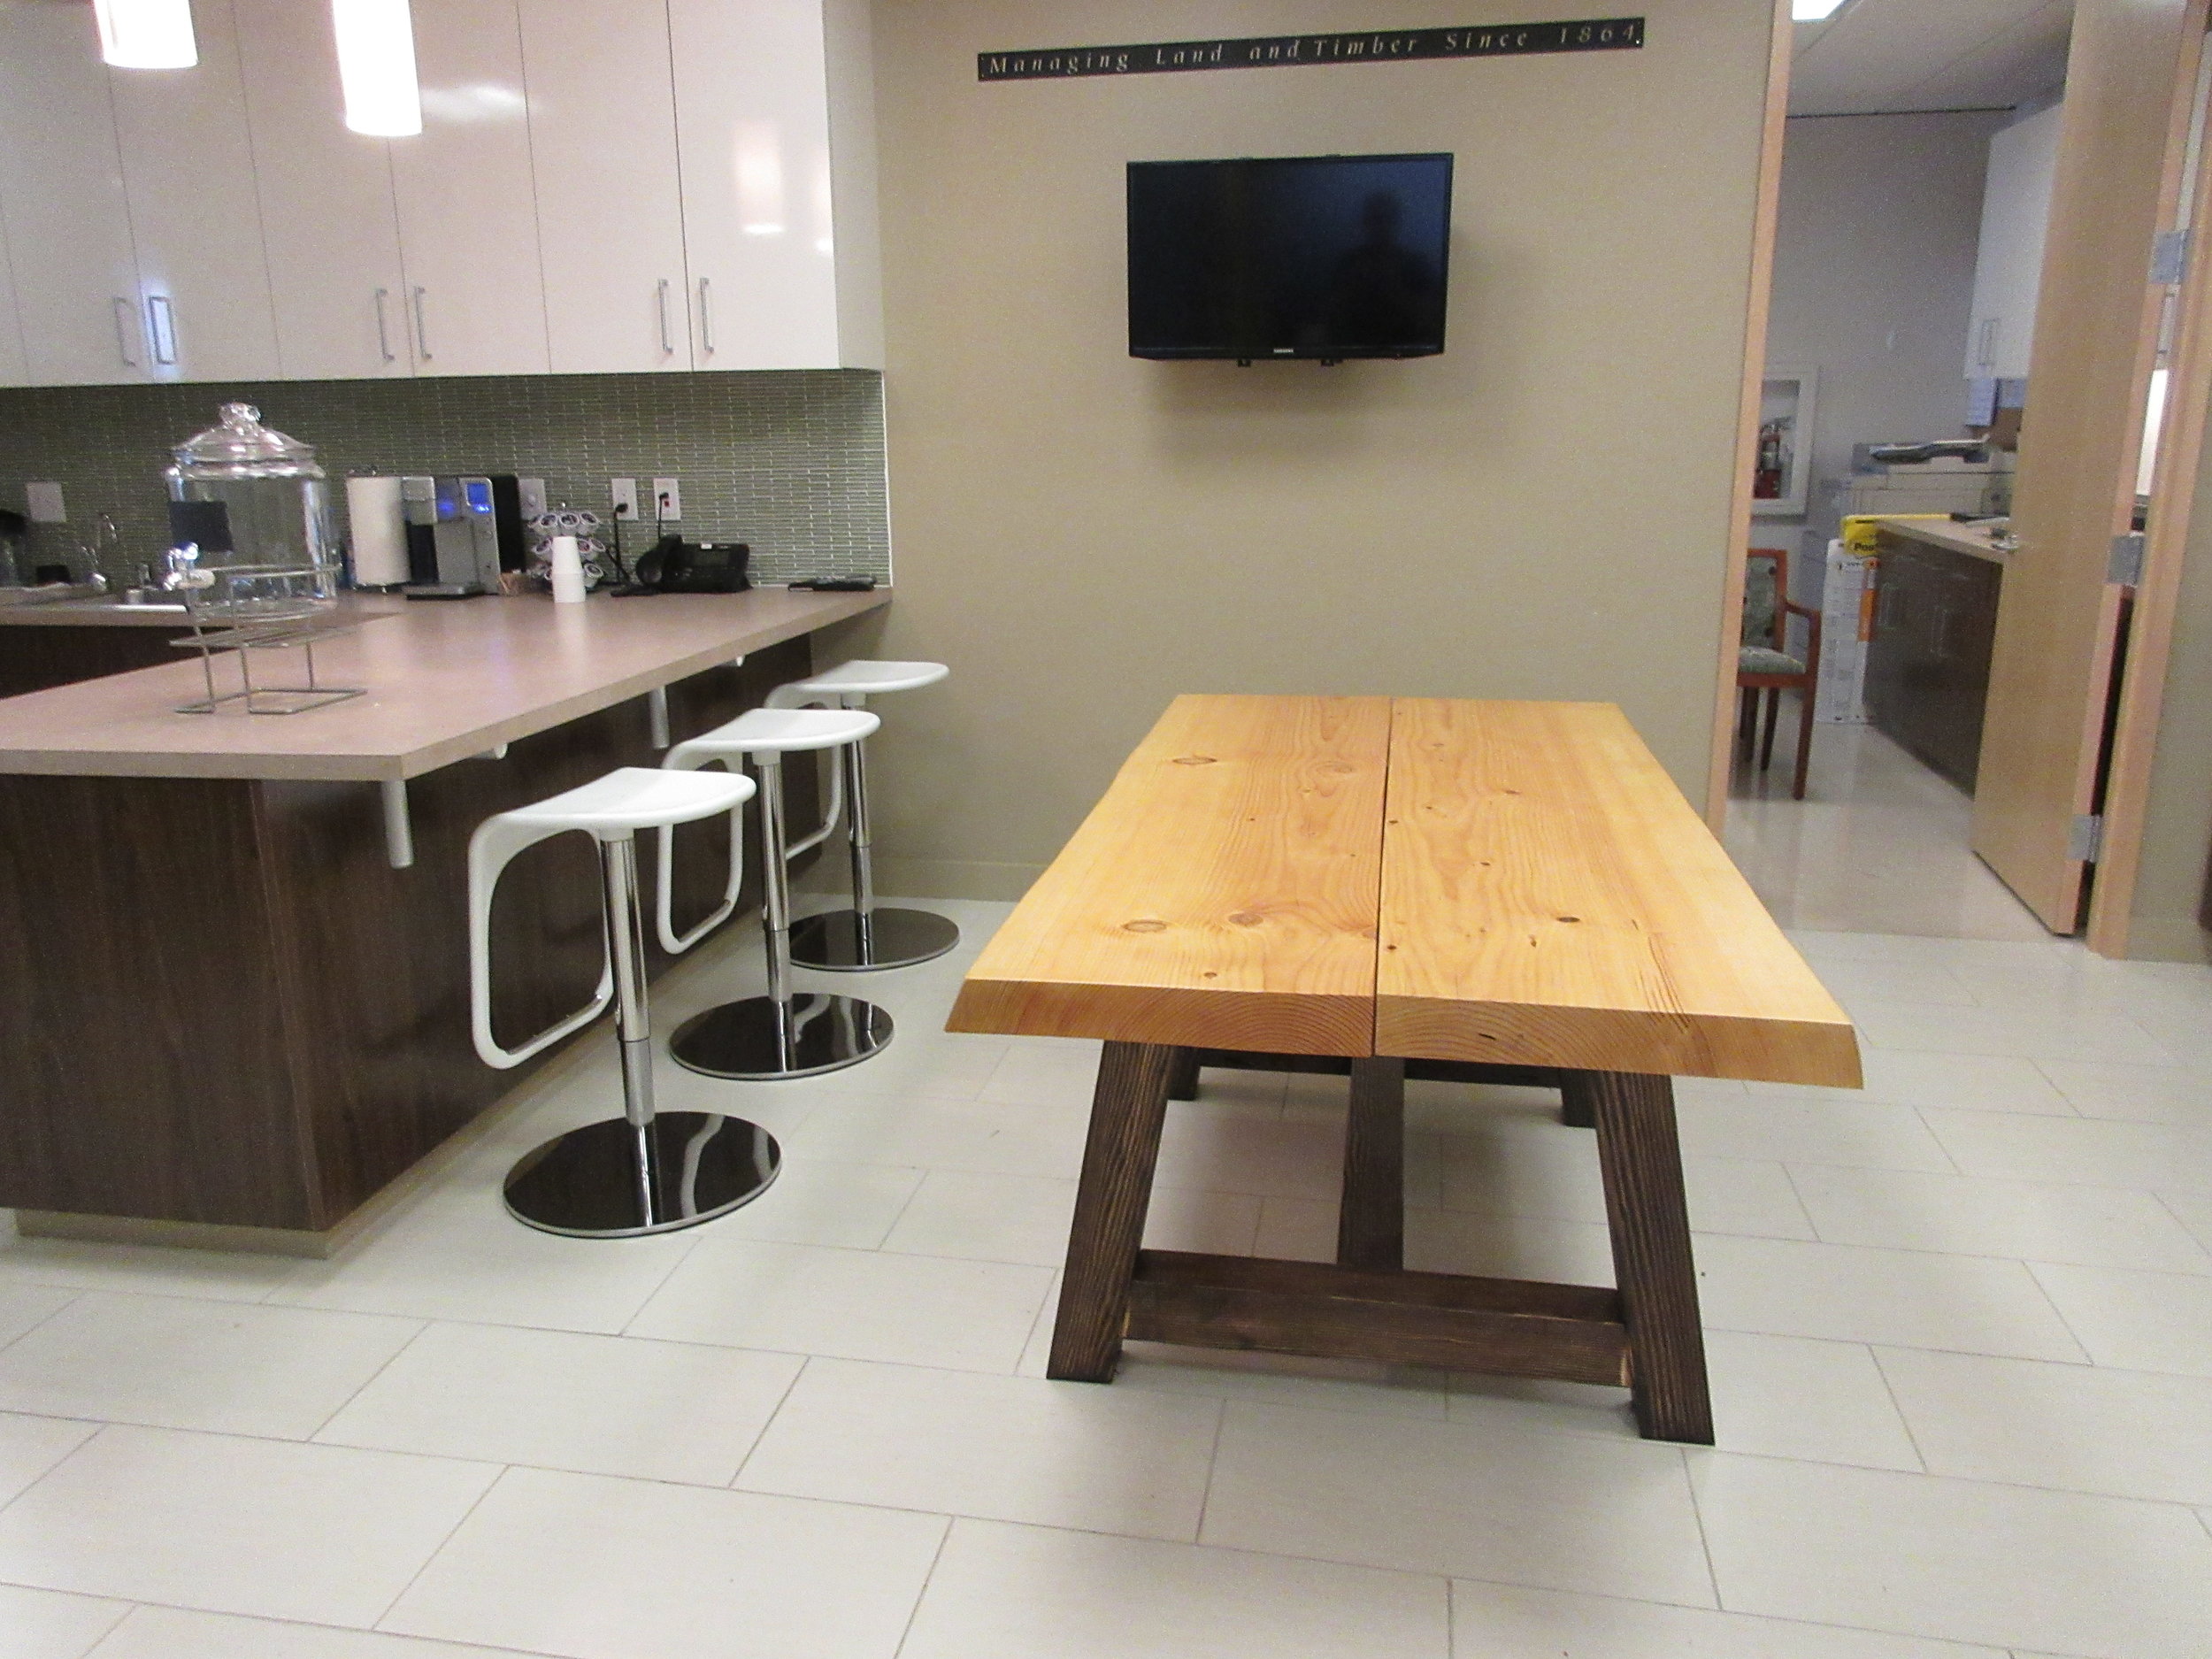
left=0, top=873, right=2208, bottom=1657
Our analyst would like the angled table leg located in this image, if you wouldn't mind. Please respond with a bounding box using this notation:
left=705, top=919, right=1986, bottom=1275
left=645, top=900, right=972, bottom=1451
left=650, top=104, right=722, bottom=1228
left=1337, top=1056, right=1406, bottom=1270
left=1582, top=1069, right=1713, bottom=1443
left=1048, top=1041, right=1177, bottom=1382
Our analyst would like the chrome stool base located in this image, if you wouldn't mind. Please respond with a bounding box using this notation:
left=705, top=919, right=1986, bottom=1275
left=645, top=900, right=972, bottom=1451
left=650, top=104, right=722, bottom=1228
left=788, top=906, right=960, bottom=972
left=669, top=993, right=894, bottom=1080
left=503, top=1110, right=780, bottom=1239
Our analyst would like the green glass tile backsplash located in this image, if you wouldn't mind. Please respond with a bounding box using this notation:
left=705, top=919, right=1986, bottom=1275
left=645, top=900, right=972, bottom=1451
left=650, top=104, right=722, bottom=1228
left=0, top=369, right=889, bottom=586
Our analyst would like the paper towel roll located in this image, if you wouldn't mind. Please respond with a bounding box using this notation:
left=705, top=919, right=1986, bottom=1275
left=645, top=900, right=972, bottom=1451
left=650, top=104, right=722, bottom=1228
left=549, top=534, right=587, bottom=604
left=345, top=476, right=409, bottom=588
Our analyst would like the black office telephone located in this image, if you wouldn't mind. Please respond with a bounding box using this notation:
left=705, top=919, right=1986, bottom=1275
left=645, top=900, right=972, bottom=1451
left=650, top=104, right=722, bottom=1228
left=617, top=535, right=751, bottom=595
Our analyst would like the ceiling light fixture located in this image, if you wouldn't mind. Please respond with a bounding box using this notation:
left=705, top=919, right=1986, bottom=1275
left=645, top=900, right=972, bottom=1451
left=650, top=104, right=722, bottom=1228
left=93, top=0, right=198, bottom=69
left=333, top=0, right=423, bottom=137
left=1792, top=0, right=1848, bottom=19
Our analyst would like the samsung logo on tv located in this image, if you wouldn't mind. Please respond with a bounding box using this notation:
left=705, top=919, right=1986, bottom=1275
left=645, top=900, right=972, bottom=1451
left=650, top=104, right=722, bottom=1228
left=979, top=18, right=1643, bottom=82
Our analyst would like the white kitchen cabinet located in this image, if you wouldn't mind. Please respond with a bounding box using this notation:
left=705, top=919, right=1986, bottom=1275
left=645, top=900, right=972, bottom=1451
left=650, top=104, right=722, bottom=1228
left=108, top=0, right=282, bottom=383
left=518, top=0, right=690, bottom=373
left=670, top=0, right=881, bottom=370
left=1966, top=102, right=2062, bottom=382
left=0, top=4, right=147, bottom=385
left=234, top=0, right=411, bottom=380
left=388, top=0, right=549, bottom=377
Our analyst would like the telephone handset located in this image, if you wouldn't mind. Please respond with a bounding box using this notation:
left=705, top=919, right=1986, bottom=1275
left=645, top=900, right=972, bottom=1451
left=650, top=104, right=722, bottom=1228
left=618, top=535, right=752, bottom=595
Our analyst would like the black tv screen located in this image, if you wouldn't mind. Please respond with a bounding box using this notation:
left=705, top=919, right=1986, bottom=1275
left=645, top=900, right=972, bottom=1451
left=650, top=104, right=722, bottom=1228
left=1127, top=153, right=1453, bottom=362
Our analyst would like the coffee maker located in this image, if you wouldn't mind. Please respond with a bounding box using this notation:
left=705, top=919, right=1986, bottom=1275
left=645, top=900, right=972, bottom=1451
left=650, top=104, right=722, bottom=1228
left=400, top=475, right=514, bottom=597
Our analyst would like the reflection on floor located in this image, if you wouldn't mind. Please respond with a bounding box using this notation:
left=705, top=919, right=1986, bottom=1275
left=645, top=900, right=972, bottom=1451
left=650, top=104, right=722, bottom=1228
left=1728, top=716, right=2052, bottom=941
left=1, top=894, right=2210, bottom=1657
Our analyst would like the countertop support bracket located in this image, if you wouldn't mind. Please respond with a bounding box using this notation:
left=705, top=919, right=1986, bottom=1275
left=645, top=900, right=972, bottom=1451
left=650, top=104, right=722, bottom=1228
left=649, top=685, right=671, bottom=750
left=381, top=778, right=414, bottom=870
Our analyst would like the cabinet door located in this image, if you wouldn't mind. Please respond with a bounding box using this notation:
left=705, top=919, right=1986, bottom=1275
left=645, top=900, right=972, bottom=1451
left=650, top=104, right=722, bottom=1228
left=1966, top=104, right=2062, bottom=381
left=234, top=0, right=411, bottom=380
left=388, top=0, right=549, bottom=377
left=0, top=204, right=30, bottom=388
left=108, top=0, right=281, bottom=382
left=0, top=4, right=146, bottom=386
left=670, top=0, right=841, bottom=369
left=518, top=0, right=689, bottom=373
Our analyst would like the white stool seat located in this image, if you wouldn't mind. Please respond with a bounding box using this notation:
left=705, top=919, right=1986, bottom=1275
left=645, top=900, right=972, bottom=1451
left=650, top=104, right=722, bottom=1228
left=669, top=707, right=879, bottom=765
left=767, top=660, right=948, bottom=707
left=495, top=766, right=755, bottom=838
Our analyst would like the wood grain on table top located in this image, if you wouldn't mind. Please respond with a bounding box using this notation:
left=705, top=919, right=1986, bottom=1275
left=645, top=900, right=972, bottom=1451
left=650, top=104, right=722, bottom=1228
left=1375, top=700, right=1860, bottom=1087
left=0, top=588, right=888, bottom=782
left=951, top=694, right=1861, bottom=1087
left=947, top=694, right=1391, bottom=1056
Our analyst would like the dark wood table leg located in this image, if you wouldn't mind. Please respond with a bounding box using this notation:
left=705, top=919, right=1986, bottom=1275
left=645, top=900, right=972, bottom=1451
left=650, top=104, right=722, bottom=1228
left=1583, top=1070, right=1713, bottom=1443
left=1165, top=1047, right=1202, bottom=1102
left=1336, top=1056, right=1406, bottom=1270
left=1048, top=1041, right=1177, bottom=1383
left=1558, top=1071, right=1597, bottom=1129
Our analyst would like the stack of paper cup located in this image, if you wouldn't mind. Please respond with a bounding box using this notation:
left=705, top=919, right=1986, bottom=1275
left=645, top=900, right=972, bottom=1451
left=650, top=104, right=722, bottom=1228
left=549, top=534, right=587, bottom=604
left=344, top=476, right=409, bottom=588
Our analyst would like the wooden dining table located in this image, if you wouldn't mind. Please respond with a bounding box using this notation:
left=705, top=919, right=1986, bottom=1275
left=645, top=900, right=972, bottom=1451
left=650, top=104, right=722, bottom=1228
left=947, top=695, right=1861, bottom=1442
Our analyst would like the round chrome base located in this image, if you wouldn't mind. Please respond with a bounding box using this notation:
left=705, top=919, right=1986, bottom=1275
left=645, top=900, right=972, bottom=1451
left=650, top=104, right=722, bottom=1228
left=787, top=906, right=962, bottom=972
left=503, top=1111, right=780, bottom=1239
left=669, top=993, right=893, bottom=1080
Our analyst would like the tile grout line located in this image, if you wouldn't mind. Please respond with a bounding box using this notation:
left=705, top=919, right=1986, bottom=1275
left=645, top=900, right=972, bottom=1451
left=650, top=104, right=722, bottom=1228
left=1861, top=1345, right=1931, bottom=1474
left=298, top=1317, right=435, bottom=1446
left=365, top=1461, right=514, bottom=1635
left=1188, top=1394, right=1231, bottom=1547
left=885, top=1513, right=956, bottom=1659
left=1676, top=1444, right=1724, bottom=1611
left=725, top=1354, right=812, bottom=1493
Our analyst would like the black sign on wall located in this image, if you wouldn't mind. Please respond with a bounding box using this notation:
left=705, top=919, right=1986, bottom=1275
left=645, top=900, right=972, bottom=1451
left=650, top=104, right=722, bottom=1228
left=979, top=18, right=1644, bottom=82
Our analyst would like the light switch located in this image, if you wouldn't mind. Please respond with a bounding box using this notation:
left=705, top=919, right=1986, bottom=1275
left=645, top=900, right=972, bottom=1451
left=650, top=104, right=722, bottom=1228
left=26, top=481, right=65, bottom=523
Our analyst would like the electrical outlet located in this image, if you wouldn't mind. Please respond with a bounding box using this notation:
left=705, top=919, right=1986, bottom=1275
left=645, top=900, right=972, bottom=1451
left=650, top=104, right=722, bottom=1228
left=26, top=481, right=65, bottom=523
left=517, top=477, right=548, bottom=519
left=611, top=478, right=639, bottom=519
left=652, top=477, right=681, bottom=521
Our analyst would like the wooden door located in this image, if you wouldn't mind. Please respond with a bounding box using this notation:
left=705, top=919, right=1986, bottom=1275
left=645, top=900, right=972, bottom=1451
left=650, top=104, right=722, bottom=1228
left=234, top=0, right=413, bottom=380
left=1970, top=0, right=2209, bottom=931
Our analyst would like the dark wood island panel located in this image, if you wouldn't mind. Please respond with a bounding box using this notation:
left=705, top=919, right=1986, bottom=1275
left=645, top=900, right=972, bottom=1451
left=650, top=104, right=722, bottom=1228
left=0, top=637, right=817, bottom=1240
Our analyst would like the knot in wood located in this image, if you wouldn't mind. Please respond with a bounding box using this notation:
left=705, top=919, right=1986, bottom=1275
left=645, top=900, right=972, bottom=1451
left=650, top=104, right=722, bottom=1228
left=1227, top=911, right=1263, bottom=926
left=1171, top=754, right=1217, bottom=766
left=1121, top=918, right=1168, bottom=933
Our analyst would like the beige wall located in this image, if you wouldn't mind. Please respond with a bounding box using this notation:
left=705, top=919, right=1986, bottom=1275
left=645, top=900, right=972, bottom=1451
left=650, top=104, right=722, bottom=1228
left=840, top=0, right=1780, bottom=898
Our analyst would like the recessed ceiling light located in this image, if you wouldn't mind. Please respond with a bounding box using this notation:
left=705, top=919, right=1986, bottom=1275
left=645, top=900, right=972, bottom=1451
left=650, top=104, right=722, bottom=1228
left=333, top=0, right=423, bottom=137
left=93, top=0, right=198, bottom=69
left=1793, top=0, right=1849, bottom=19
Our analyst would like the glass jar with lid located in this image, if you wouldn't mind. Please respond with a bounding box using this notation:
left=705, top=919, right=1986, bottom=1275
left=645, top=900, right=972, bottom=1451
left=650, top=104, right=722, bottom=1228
left=163, top=403, right=338, bottom=620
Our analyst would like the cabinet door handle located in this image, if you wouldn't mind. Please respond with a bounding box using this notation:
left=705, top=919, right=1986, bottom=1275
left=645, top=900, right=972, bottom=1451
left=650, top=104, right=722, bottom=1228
left=374, top=288, right=396, bottom=363
left=696, top=277, right=713, bottom=356
left=657, top=278, right=673, bottom=355
left=147, top=295, right=178, bottom=365
left=111, top=296, right=141, bottom=367
left=411, top=286, right=432, bottom=361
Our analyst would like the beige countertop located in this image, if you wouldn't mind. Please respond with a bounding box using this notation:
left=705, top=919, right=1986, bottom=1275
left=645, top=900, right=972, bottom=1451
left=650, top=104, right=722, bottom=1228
left=0, top=592, right=411, bottom=627
left=1867, top=515, right=2013, bottom=565
left=0, top=587, right=888, bottom=781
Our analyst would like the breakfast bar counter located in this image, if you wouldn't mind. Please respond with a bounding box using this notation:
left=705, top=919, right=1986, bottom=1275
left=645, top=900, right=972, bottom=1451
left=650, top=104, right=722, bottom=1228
left=0, top=588, right=887, bottom=1248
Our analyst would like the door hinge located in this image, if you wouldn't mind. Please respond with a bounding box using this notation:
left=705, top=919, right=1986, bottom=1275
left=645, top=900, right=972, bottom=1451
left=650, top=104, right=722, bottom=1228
left=2153, top=228, right=2192, bottom=287
left=2108, top=533, right=2147, bottom=587
left=2069, top=813, right=2104, bottom=863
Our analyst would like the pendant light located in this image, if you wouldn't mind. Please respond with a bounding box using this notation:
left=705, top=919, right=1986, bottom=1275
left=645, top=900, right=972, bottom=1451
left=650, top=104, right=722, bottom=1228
left=93, top=0, right=199, bottom=69
left=333, top=0, right=423, bottom=137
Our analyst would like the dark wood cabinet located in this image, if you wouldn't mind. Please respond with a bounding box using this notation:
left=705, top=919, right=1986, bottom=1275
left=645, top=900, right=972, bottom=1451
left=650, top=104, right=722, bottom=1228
left=0, top=623, right=195, bottom=699
left=1865, top=535, right=2003, bottom=794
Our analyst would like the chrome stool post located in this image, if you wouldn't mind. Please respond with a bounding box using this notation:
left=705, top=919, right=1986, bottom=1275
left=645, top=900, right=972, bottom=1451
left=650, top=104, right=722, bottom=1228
left=770, top=660, right=960, bottom=972
left=661, top=709, right=893, bottom=1080
left=470, top=767, right=780, bottom=1237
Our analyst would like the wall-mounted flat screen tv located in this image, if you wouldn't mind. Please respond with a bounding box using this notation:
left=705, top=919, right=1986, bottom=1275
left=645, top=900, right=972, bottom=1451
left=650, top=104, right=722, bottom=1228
left=1127, top=153, right=1453, bottom=362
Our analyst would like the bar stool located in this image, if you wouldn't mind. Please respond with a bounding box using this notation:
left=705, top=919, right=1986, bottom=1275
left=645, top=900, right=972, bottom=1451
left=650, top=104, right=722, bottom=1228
left=661, top=708, right=894, bottom=1079
left=470, top=766, right=780, bottom=1238
left=766, top=660, right=961, bottom=971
